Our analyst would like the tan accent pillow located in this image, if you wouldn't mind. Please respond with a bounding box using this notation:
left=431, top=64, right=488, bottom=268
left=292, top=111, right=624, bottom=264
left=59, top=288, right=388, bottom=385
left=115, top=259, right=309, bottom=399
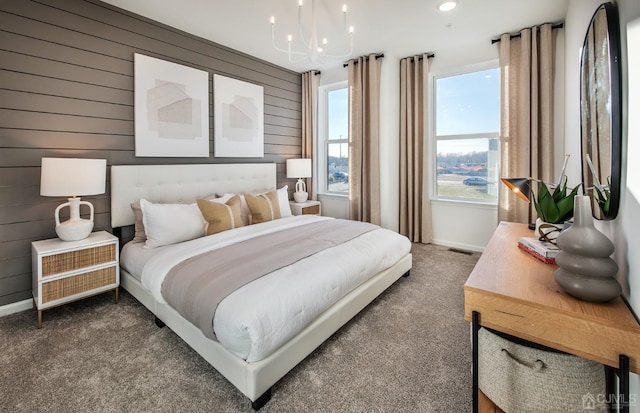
left=130, top=203, right=146, bottom=243
left=196, top=195, right=244, bottom=236
left=244, top=190, right=282, bottom=224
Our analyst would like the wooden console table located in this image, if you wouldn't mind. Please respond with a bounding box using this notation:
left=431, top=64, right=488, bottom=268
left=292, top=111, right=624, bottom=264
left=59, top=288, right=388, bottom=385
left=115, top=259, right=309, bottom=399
left=464, top=222, right=640, bottom=413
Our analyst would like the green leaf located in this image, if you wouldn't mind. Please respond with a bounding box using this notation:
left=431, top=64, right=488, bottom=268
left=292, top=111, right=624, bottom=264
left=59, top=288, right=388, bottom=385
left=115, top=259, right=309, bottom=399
left=533, top=182, right=550, bottom=220
left=551, top=179, right=567, bottom=203
left=532, top=180, right=581, bottom=224
left=555, top=184, right=581, bottom=222
left=537, top=181, right=561, bottom=222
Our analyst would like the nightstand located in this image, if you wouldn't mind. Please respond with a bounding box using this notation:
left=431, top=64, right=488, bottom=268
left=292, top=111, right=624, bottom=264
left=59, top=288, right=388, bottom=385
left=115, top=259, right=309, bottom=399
left=32, top=231, right=120, bottom=328
left=289, top=200, right=321, bottom=216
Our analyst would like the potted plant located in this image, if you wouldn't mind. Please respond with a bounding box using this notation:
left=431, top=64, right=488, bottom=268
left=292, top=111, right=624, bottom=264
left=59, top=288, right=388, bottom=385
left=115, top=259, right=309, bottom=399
left=530, top=155, right=581, bottom=240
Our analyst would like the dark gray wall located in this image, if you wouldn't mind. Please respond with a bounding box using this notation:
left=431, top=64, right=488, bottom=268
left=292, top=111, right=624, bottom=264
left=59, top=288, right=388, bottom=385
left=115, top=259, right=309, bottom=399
left=0, top=0, right=302, bottom=306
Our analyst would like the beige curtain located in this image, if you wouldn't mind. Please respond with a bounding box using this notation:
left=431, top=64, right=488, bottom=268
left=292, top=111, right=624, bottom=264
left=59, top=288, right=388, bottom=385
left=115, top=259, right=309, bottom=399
left=399, top=54, right=433, bottom=243
left=498, top=23, right=556, bottom=224
left=301, top=70, right=319, bottom=200
left=347, top=54, right=382, bottom=224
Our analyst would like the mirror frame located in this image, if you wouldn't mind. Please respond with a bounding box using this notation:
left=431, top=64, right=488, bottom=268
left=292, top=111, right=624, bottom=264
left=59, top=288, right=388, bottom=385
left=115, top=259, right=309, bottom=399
left=579, top=2, right=622, bottom=220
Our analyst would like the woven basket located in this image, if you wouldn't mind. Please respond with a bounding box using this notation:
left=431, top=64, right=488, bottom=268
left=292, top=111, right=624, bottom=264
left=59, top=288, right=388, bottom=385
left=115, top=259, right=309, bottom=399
left=478, top=327, right=607, bottom=412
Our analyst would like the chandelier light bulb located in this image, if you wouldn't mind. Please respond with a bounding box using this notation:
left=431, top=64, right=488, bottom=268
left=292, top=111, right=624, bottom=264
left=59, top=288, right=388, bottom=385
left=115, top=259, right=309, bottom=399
left=437, top=0, right=457, bottom=12
left=270, top=0, right=355, bottom=64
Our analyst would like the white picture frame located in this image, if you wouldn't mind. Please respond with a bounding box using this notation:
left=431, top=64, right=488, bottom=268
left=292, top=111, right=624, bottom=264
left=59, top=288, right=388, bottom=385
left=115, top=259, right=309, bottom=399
left=134, top=53, right=209, bottom=157
left=214, top=74, right=264, bottom=158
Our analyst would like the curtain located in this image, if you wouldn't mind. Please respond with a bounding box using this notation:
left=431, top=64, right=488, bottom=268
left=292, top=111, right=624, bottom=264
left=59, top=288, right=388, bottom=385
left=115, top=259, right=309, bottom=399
left=347, top=54, right=382, bottom=224
left=498, top=23, right=556, bottom=224
left=301, top=70, right=319, bottom=200
left=399, top=54, right=433, bottom=243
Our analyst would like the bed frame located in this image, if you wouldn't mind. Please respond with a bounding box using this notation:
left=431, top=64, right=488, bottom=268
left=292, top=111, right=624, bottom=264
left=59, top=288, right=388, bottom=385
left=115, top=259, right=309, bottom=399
left=110, top=163, right=412, bottom=409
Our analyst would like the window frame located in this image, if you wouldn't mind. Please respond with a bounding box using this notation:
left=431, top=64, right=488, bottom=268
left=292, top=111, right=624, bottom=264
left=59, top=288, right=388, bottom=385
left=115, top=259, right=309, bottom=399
left=317, top=80, right=349, bottom=196
left=430, top=62, right=501, bottom=205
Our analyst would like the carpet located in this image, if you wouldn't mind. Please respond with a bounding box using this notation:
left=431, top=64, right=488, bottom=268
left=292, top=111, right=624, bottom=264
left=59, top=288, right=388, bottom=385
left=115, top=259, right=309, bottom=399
left=0, top=243, right=479, bottom=412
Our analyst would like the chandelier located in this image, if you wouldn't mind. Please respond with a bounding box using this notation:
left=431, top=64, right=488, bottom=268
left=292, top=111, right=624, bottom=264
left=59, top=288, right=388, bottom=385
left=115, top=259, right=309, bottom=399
left=270, top=0, right=354, bottom=64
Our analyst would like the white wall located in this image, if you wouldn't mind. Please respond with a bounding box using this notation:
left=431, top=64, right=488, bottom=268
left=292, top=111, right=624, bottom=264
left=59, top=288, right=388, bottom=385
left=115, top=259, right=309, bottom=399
left=565, top=0, right=640, bottom=407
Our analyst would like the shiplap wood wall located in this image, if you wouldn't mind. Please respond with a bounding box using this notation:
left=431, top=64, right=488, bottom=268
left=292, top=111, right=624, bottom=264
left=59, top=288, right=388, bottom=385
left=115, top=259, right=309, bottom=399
left=0, top=0, right=303, bottom=306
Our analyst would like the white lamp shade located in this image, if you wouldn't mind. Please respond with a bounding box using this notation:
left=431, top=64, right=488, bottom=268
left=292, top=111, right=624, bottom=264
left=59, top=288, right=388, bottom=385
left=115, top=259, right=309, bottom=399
left=286, top=158, right=312, bottom=178
left=40, top=158, right=106, bottom=197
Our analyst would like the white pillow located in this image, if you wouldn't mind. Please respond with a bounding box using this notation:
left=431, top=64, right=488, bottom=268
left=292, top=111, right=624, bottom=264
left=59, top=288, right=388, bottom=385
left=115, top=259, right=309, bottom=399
left=139, top=199, right=205, bottom=248
left=277, top=185, right=292, bottom=217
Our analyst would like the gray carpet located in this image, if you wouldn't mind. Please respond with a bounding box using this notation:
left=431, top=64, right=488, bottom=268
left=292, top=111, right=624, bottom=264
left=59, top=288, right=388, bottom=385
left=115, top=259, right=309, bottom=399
left=0, top=243, right=479, bottom=412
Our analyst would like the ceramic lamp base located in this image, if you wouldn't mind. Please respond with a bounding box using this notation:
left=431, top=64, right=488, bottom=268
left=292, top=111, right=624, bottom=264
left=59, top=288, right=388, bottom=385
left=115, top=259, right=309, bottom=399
left=54, top=197, right=95, bottom=241
left=56, top=218, right=94, bottom=241
left=293, top=191, right=309, bottom=203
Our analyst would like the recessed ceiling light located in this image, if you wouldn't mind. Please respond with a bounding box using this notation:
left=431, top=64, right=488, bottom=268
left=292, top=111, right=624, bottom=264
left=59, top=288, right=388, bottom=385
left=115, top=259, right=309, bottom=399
left=437, top=0, right=458, bottom=12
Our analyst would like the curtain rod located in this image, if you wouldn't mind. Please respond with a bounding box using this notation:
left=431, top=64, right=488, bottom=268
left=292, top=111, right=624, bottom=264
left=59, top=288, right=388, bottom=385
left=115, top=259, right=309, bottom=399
left=403, top=53, right=435, bottom=61
left=491, top=22, right=564, bottom=44
left=343, top=53, right=385, bottom=68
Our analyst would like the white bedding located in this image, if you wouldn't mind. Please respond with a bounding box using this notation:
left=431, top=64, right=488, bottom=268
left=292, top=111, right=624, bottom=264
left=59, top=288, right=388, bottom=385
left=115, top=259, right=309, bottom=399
left=121, top=215, right=411, bottom=362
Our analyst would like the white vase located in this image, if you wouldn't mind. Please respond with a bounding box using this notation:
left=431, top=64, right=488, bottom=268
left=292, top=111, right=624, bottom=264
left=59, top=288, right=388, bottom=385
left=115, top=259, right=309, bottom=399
left=534, top=218, right=563, bottom=242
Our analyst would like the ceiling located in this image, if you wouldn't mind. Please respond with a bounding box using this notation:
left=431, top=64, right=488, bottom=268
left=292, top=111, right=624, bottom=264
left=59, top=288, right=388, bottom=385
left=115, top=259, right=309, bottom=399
left=101, top=0, right=569, bottom=73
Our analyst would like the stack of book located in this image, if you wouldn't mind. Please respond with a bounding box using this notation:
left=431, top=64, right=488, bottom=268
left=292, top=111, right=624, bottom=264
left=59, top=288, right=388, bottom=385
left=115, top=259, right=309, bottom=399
left=517, top=237, right=560, bottom=264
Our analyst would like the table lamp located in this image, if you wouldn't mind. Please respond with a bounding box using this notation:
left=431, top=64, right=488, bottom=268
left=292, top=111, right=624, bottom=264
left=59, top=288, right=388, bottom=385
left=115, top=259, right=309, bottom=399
left=501, top=177, right=531, bottom=203
left=501, top=177, right=535, bottom=230
left=286, top=158, right=312, bottom=203
left=40, top=157, right=107, bottom=241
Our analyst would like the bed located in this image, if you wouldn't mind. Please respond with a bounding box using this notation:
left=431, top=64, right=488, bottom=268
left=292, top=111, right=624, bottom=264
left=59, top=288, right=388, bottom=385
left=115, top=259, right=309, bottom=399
left=110, top=163, right=412, bottom=409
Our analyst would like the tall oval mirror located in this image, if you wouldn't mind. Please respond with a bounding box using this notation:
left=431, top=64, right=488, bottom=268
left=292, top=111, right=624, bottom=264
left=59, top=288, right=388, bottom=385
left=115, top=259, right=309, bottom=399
left=580, top=2, right=622, bottom=220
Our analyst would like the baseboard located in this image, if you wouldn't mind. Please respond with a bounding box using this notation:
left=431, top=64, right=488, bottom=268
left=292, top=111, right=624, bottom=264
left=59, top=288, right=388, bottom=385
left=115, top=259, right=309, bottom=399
left=0, top=299, right=32, bottom=317
left=431, top=238, right=485, bottom=253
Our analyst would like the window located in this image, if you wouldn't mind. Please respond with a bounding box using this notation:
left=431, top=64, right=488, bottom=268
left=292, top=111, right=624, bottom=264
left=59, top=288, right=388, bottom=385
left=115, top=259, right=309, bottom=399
left=434, top=67, right=500, bottom=202
left=318, top=82, right=349, bottom=194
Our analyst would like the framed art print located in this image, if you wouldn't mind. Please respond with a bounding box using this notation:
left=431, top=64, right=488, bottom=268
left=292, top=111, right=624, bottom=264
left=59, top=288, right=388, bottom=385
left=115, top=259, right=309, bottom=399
left=134, top=53, right=209, bottom=157
left=214, top=74, right=264, bottom=157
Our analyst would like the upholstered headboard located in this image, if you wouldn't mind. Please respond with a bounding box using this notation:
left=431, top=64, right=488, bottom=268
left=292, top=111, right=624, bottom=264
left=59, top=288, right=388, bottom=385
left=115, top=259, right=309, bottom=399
left=110, top=163, right=277, bottom=228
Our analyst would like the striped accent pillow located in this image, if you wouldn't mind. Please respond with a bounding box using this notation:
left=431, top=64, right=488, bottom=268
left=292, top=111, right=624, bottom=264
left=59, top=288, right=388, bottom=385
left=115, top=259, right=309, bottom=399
left=196, top=195, right=244, bottom=236
left=244, top=190, right=282, bottom=224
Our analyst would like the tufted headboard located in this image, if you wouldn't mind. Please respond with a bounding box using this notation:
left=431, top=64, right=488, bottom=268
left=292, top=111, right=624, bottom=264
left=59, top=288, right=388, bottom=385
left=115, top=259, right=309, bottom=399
left=110, top=163, right=277, bottom=228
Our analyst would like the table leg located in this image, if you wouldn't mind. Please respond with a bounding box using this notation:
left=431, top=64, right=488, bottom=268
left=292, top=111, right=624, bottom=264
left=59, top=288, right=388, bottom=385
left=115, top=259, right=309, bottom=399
left=620, top=354, right=629, bottom=413
left=37, top=309, right=42, bottom=329
left=472, top=311, right=480, bottom=413
left=115, top=287, right=119, bottom=304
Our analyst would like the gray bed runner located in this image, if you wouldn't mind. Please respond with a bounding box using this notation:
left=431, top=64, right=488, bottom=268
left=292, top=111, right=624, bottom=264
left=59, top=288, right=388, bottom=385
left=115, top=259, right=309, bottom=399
left=161, top=219, right=378, bottom=340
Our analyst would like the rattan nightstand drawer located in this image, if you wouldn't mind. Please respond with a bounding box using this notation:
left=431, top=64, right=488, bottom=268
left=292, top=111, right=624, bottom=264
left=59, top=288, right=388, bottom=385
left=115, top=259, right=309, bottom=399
left=41, top=266, right=117, bottom=304
left=301, top=204, right=320, bottom=215
left=289, top=200, right=321, bottom=216
left=42, top=243, right=116, bottom=277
